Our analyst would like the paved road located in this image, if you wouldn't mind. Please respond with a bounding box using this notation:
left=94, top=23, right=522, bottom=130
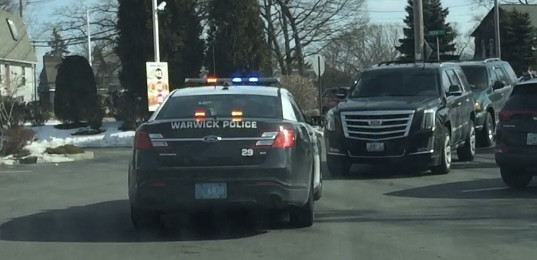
left=1, top=148, right=536, bottom=260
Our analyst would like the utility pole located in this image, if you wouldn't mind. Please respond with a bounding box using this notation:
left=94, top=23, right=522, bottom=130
left=19, top=0, right=24, bottom=17
left=494, top=0, right=501, bottom=59
left=87, top=8, right=92, bottom=67
left=413, top=0, right=424, bottom=62
left=152, top=0, right=160, bottom=62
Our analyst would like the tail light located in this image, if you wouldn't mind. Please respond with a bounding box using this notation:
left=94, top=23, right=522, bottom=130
left=499, top=110, right=537, bottom=122
left=134, top=131, right=152, bottom=150
left=272, top=127, right=295, bottom=149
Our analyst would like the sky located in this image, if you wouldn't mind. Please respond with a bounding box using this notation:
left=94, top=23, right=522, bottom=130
left=23, top=0, right=490, bottom=74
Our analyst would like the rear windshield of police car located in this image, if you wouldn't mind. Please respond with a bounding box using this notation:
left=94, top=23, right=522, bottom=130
left=505, top=83, right=537, bottom=110
left=156, top=94, right=282, bottom=119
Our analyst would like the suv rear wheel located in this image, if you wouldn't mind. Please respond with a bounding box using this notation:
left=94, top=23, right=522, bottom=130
left=431, top=127, right=451, bottom=175
left=479, top=112, right=495, bottom=147
left=500, top=167, right=532, bottom=189
left=457, top=120, right=476, bottom=161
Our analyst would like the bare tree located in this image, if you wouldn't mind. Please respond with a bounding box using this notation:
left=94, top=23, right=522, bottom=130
left=0, top=0, right=16, bottom=12
left=260, top=0, right=367, bottom=75
left=322, top=24, right=401, bottom=74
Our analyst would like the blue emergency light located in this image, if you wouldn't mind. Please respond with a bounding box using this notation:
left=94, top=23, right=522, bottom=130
left=232, top=77, right=242, bottom=83
left=248, top=77, right=259, bottom=83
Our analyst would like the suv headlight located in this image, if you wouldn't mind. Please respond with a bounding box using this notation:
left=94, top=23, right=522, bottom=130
left=422, top=109, right=435, bottom=130
left=326, top=109, right=336, bottom=131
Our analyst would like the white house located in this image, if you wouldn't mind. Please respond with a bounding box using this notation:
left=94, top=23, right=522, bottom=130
left=0, top=10, right=37, bottom=102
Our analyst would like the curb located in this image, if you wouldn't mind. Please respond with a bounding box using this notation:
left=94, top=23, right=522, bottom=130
left=65, top=151, right=94, bottom=161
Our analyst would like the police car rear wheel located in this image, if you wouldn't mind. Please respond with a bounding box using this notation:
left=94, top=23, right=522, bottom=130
left=289, top=180, right=314, bottom=228
left=131, top=207, right=161, bottom=229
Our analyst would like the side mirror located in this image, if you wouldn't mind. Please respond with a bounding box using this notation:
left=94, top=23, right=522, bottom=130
left=336, top=88, right=348, bottom=99
left=493, top=80, right=505, bottom=90
left=308, top=115, right=325, bottom=126
left=448, top=84, right=463, bottom=96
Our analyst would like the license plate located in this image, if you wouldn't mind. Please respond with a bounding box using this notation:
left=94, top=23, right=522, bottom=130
left=195, top=183, right=227, bottom=199
left=527, top=133, right=537, bottom=145
left=366, top=142, right=385, bottom=152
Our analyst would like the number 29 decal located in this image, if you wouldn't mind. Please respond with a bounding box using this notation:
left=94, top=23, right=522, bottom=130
left=241, top=148, right=254, bottom=157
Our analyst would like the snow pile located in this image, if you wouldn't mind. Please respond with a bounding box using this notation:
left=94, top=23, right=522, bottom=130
left=1, top=120, right=134, bottom=165
left=30, top=120, right=135, bottom=148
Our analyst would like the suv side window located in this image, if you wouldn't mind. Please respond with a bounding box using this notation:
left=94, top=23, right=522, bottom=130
left=446, top=70, right=462, bottom=92
left=454, top=68, right=470, bottom=92
left=501, top=63, right=518, bottom=83
left=282, top=97, right=297, bottom=121
left=488, top=67, right=498, bottom=87
left=442, top=71, right=452, bottom=93
left=494, top=66, right=508, bottom=83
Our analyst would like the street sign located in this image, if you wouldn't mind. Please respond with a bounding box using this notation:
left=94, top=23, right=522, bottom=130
left=311, top=55, right=325, bottom=77
left=146, top=62, right=169, bottom=112
left=428, top=30, right=445, bottom=36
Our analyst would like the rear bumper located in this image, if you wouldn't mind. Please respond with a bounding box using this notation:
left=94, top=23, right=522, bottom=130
left=129, top=167, right=310, bottom=211
left=495, top=146, right=537, bottom=169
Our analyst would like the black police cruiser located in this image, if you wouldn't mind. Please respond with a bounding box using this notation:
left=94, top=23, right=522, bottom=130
left=129, top=77, right=323, bottom=228
left=325, top=62, right=476, bottom=177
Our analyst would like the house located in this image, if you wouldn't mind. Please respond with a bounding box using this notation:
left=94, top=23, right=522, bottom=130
left=0, top=10, right=37, bottom=102
left=471, top=4, right=537, bottom=60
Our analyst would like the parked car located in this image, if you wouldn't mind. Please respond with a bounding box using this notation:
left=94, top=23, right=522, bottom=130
left=495, top=79, right=537, bottom=188
left=325, top=61, right=476, bottom=177
left=459, top=58, right=517, bottom=147
left=321, top=87, right=350, bottom=114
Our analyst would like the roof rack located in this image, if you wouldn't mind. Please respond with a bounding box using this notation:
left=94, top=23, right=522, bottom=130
left=484, top=58, right=501, bottom=63
left=375, top=60, right=459, bottom=67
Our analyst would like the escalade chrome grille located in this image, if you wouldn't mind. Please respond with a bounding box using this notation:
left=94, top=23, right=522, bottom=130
left=341, top=110, right=415, bottom=141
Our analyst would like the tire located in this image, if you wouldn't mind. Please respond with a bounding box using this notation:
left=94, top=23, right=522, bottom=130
left=327, top=156, right=351, bottom=178
left=131, top=206, right=161, bottom=229
left=431, top=127, right=451, bottom=175
left=290, top=180, right=314, bottom=228
left=457, top=120, right=476, bottom=162
left=479, top=112, right=495, bottom=147
left=500, top=167, right=532, bottom=189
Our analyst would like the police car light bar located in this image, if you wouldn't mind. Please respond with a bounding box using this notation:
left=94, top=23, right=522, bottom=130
left=184, top=77, right=280, bottom=85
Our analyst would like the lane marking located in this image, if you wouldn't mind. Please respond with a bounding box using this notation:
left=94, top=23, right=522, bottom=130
left=461, top=187, right=507, bottom=193
left=1, top=170, right=32, bottom=173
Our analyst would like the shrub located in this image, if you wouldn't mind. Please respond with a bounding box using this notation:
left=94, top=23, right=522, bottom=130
left=279, top=75, right=318, bottom=113
left=0, top=127, right=35, bottom=156
left=45, top=145, right=84, bottom=155
left=0, top=98, right=29, bottom=128
left=89, top=98, right=104, bottom=130
left=54, top=55, right=98, bottom=124
left=27, top=101, right=52, bottom=127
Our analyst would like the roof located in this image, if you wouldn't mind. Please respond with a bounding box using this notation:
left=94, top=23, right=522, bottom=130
left=172, top=85, right=285, bottom=97
left=0, top=10, right=37, bottom=64
left=472, top=4, right=537, bottom=37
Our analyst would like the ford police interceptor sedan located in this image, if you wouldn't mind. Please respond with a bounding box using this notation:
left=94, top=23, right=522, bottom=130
left=128, top=78, right=323, bottom=228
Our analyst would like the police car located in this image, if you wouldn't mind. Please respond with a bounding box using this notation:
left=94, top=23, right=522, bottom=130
left=128, top=77, right=323, bottom=228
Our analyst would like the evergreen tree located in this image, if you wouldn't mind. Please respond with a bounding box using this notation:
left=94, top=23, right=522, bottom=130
left=47, top=27, right=70, bottom=57
left=206, top=0, right=269, bottom=76
left=159, top=0, right=205, bottom=88
left=397, top=0, right=457, bottom=60
left=54, top=55, right=100, bottom=127
left=502, top=9, right=536, bottom=74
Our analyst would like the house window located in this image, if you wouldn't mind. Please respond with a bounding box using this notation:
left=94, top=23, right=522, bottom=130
left=21, top=67, right=26, bottom=86
left=6, top=18, right=19, bottom=41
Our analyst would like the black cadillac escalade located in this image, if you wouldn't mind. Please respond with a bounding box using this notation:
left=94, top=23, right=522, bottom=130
left=325, top=62, right=477, bottom=177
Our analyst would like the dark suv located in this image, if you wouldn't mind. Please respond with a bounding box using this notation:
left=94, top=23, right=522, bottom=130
left=495, top=79, right=537, bottom=188
left=325, top=62, right=476, bottom=177
left=459, top=59, right=517, bottom=147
